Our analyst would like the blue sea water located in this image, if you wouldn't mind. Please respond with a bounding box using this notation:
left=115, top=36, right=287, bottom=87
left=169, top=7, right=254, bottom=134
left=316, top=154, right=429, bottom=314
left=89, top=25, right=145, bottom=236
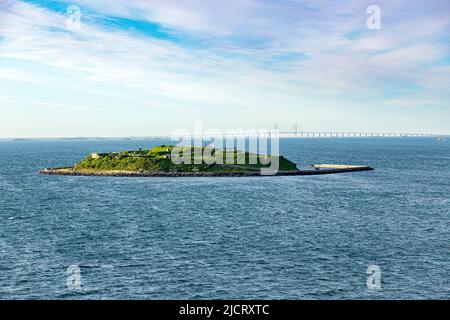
left=0, top=138, right=448, bottom=299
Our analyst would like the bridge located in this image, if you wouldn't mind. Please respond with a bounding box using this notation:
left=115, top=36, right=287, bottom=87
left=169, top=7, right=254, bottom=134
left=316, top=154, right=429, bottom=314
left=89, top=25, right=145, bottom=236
left=170, top=131, right=439, bottom=139
left=278, top=131, right=434, bottom=138
left=160, top=122, right=446, bottom=139
left=275, top=123, right=439, bottom=138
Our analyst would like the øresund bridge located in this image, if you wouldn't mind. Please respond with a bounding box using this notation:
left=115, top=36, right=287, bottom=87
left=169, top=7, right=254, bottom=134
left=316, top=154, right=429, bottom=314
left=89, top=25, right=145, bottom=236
left=278, top=131, right=433, bottom=138
left=156, top=123, right=447, bottom=139
left=172, top=131, right=445, bottom=139
left=273, top=123, right=445, bottom=138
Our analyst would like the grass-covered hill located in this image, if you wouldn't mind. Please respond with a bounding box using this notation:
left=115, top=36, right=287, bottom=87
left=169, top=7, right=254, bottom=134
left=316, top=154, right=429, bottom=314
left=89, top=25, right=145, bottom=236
left=73, top=145, right=298, bottom=173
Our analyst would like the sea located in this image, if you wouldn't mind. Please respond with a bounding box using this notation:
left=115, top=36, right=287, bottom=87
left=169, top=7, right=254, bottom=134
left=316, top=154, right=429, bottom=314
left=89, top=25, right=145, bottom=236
left=0, top=137, right=448, bottom=299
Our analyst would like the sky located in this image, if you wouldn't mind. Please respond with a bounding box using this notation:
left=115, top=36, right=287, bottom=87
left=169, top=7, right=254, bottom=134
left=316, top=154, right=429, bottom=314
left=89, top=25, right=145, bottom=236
left=0, top=0, right=449, bottom=137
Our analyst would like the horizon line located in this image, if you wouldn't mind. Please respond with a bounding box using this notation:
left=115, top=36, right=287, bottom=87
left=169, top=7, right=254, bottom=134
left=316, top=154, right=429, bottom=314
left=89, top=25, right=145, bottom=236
left=1, top=132, right=449, bottom=140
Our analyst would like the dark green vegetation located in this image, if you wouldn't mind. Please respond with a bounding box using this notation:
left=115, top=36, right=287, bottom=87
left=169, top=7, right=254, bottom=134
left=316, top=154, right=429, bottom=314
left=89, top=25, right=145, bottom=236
left=74, top=145, right=298, bottom=173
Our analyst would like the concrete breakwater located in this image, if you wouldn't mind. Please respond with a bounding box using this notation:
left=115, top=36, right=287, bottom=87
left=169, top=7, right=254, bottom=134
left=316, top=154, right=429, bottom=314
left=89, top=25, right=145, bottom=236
left=40, top=165, right=374, bottom=177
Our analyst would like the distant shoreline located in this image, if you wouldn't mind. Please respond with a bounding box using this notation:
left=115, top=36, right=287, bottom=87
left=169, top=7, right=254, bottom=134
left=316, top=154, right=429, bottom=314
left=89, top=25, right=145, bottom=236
left=2, top=134, right=449, bottom=141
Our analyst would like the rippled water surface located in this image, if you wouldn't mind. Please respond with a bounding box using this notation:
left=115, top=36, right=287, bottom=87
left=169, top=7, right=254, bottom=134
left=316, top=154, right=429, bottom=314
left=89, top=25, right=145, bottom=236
left=0, top=138, right=449, bottom=299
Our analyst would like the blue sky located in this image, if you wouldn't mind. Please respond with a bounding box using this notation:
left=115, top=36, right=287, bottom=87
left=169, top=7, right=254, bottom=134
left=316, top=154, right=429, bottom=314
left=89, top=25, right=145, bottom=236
left=0, top=0, right=449, bottom=137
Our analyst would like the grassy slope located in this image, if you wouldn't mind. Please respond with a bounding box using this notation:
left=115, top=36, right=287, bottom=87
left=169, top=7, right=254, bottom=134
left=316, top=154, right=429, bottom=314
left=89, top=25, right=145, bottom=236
left=74, top=145, right=298, bottom=172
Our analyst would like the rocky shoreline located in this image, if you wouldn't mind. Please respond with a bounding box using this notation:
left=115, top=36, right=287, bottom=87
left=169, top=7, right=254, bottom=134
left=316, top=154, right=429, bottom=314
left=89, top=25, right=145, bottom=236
left=40, top=166, right=374, bottom=177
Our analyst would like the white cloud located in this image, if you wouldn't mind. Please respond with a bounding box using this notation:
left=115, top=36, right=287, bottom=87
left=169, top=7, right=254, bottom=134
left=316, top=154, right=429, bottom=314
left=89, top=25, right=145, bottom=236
left=369, top=45, right=446, bottom=67
left=0, top=0, right=449, bottom=136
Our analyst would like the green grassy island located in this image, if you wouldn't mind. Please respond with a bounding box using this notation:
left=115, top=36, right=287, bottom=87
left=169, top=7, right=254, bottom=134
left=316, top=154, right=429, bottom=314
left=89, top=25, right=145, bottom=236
left=40, top=145, right=373, bottom=177
left=76, top=145, right=297, bottom=172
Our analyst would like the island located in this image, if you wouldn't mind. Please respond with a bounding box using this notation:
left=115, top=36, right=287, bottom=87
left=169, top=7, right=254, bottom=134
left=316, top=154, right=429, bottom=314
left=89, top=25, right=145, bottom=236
left=40, top=145, right=374, bottom=177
